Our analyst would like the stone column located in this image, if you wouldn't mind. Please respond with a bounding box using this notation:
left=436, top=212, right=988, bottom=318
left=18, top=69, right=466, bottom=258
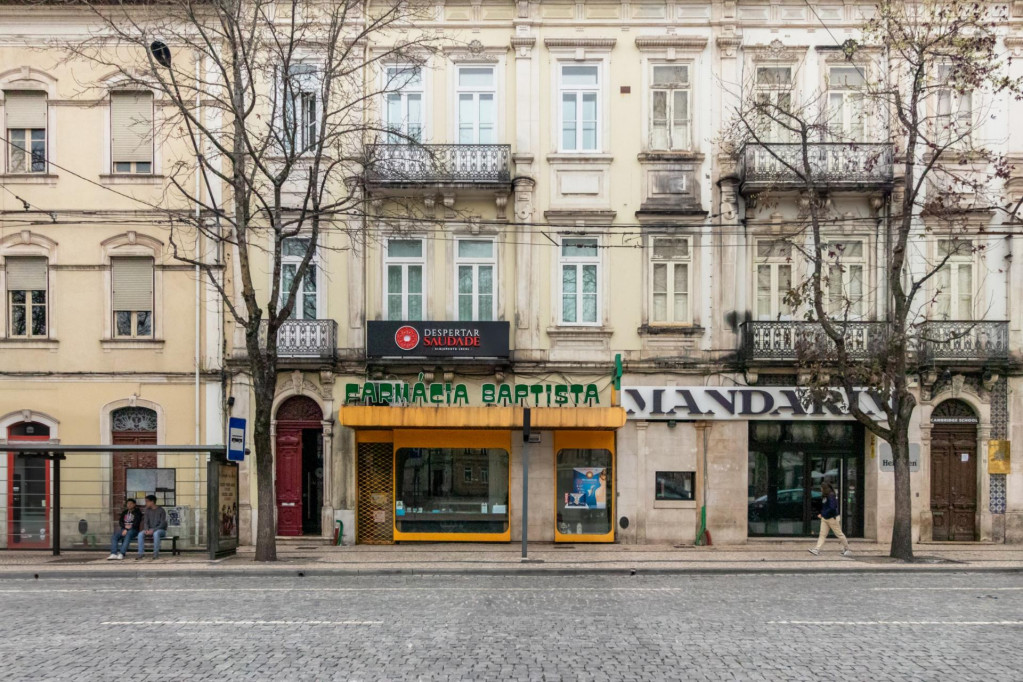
left=917, top=423, right=933, bottom=542
left=978, top=424, right=993, bottom=541
left=634, top=421, right=649, bottom=544
left=320, top=418, right=335, bottom=539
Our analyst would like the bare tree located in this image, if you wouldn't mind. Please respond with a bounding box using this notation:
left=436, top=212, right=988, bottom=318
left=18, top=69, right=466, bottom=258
left=65, top=0, right=440, bottom=560
left=724, top=0, right=1018, bottom=559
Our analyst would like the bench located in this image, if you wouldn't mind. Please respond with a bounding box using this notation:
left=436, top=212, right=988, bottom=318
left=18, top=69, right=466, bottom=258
left=136, top=534, right=180, bottom=556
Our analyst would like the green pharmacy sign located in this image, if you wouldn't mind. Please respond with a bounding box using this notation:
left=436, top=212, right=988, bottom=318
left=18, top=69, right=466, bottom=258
left=345, top=381, right=601, bottom=407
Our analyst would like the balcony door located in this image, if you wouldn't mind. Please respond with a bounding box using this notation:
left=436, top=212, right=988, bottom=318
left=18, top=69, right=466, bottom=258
left=456, top=67, right=495, bottom=144
left=755, top=240, right=793, bottom=321
left=280, top=237, right=318, bottom=320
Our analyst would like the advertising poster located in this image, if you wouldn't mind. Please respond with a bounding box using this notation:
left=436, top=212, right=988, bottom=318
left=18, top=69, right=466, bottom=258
left=565, top=467, right=607, bottom=509
left=217, top=463, right=239, bottom=551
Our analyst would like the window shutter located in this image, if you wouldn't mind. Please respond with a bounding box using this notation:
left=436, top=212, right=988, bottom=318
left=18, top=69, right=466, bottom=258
left=6, top=257, right=47, bottom=290
left=4, top=91, right=47, bottom=129
left=111, top=257, right=154, bottom=311
left=110, top=92, right=154, bottom=163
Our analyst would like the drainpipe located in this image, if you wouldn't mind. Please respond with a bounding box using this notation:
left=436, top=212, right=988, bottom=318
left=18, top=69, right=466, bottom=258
left=194, top=52, right=202, bottom=548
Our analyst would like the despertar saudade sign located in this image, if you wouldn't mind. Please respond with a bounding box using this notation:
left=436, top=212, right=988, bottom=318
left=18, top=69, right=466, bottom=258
left=367, top=321, right=510, bottom=358
left=346, top=381, right=601, bottom=406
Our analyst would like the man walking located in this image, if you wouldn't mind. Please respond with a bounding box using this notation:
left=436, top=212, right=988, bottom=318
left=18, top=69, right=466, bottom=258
left=137, top=494, right=168, bottom=560
left=107, top=498, right=141, bottom=560
left=808, top=482, right=851, bottom=556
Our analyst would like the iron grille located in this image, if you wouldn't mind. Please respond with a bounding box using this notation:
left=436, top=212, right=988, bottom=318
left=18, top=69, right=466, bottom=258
left=918, top=321, right=1009, bottom=362
left=742, top=320, right=887, bottom=362
left=739, top=142, right=893, bottom=192
left=258, top=319, right=337, bottom=360
left=357, top=442, right=394, bottom=545
left=365, top=144, right=512, bottom=184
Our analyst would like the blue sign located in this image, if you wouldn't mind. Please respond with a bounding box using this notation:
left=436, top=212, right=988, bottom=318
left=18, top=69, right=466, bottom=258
left=228, top=417, right=246, bottom=462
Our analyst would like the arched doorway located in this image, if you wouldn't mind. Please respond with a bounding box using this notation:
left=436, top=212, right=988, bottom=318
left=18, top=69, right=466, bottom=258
left=275, top=396, right=324, bottom=536
left=110, top=407, right=159, bottom=512
left=7, top=421, right=52, bottom=548
left=930, top=399, right=978, bottom=541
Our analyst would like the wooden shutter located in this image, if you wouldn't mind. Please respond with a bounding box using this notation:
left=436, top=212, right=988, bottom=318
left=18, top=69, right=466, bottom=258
left=6, top=257, right=47, bottom=290
left=4, top=91, right=47, bottom=129
left=111, top=258, right=154, bottom=311
left=110, top=92, right=154, bottom=163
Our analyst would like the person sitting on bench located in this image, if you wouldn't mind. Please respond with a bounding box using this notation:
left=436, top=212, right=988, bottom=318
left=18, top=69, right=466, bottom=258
left=107, top=498, right=142, bottom=560
left=137, top=495, right=168, bottom=560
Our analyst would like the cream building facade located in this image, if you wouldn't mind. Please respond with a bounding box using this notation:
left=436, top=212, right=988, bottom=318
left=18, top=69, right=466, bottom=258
left=2, top=1, right=1021, bottom=552
left=0, top=9, right=224, bottom=549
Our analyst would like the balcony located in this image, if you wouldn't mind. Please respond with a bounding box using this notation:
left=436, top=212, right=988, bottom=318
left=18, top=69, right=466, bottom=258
left=918, top=321, right=1009, bottom=365
left=259, top=319, right=337, bottom=362
left=742, top=320, right=1010, bottom=366
left=739, top=142, right=893, bottom=195
left=365, top=144, right=512, bottom=188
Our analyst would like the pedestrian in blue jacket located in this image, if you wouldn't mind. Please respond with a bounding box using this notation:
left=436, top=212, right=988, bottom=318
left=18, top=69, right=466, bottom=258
left=809, top=482, right=851, bottom=556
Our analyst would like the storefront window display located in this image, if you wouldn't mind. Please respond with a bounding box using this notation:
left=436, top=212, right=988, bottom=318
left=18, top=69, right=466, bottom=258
left=556, top=448, right=613, bottom=537
left=395, top=447, right=510, bottom=535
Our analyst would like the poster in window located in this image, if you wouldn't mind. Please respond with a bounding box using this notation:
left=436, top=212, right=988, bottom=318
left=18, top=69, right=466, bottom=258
left=565, top=467, right=607, bottom=509
left=217, top=463, right=238, bottom=551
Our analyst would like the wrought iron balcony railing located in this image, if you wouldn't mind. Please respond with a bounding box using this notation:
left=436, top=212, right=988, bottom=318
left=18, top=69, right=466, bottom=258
left=365, top=144, right=511, bottom=185
left=742, top=320, right=887, bottom=362
left=919, top=321, right=1009, bottom=363
left=742, top=320, right=1010, bottom=365
left=259, top=319, right=337, bottom=361
left=739, top=142, right=893, bottom=193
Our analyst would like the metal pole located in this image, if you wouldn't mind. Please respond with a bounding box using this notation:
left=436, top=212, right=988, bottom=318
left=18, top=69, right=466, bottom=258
left=521, top=408, right=530, bottom=560
left=52, top=455, right=61, bottom=557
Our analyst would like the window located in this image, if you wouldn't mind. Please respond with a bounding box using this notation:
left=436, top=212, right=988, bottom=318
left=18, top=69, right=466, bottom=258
left=280, top=237, right=318, bottom=320
left=4, top=91, right=46, bottom=173
left=934, top=239, right=973, bottom=320
left=826, top=67, right=865, bottom=141
left=6, top=256, right=47, bottom=337
left=655, top=471, right=694, bottom=501
left=384, top=66, right=423, bottom=143
left=936, top=65, right=973, bottom=147
left=456, top=67, right=495, bottom=144
left=824, top=240, right=865, bottom=319
left=455, top=239, right=495, bottom=321
left=559, top=64, right=600, bottom=152
left=481, top=467, right=488, bottom=483
left=560, top=238, right=600, bottom=325
left=110, top=91, right=154, bottom=173
left=283, top=64, right=318, bottom=153
left=556, top=448, right=612, bottom=535
left=649, top=237, right=691, bottom=325
left=463, top=466, right=472, bottom=483
left=755, top=240, right=793, bottom=320
left=385, top=238, right=424, bottom=320
left=650, top=65, right=691, bottom=150
left=111, top=257, right=154, bottom=338
left=754, top=66, right=793, bottom=142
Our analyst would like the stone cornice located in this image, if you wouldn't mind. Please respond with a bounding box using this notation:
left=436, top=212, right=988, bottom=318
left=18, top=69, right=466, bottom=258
left=510, top=37, right=536, bottom=47
left=634, top=35, right=709, bottom=51
left=544, top=38, right=617, bottom=50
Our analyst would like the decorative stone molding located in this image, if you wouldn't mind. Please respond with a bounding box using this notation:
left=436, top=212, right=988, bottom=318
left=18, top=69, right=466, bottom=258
left=543, top=209, right=617, bottom=226
left=634, top=36, right=709, bottom=51
left=716, top=35, right=741, bottom=57
left=544, top=38, right=617, bottom=49
left=746, top=40, right=809, bottom=63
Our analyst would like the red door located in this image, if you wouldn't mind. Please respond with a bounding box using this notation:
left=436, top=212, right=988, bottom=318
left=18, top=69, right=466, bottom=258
left=275, top=428, right=303, bottom=536
left=7, top=424, right=51, bottom=549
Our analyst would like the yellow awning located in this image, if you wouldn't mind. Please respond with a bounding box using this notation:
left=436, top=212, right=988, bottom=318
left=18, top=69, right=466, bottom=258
left=338, top=406, right=626, bottom=430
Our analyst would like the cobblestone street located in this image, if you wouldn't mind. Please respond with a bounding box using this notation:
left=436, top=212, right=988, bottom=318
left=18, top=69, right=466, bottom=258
left=1, top=572, right=1021, bottom=681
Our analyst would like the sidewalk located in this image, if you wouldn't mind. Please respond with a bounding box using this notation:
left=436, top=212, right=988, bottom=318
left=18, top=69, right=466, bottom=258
left=1, top=540, right=1021, bottom=578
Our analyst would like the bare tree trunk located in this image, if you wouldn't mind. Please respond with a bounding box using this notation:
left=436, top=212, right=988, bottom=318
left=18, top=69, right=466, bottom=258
left=248, top=331, right=278, bottom=562
left=890, top=422, right=914, bottom=560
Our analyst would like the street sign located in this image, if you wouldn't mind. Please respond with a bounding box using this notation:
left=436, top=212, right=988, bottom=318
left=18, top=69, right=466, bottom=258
left=228, top=417, right=246, bottom=462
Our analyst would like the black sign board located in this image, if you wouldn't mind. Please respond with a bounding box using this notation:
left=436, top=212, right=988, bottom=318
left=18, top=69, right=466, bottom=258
left=367, top=320, right=510, bottom=358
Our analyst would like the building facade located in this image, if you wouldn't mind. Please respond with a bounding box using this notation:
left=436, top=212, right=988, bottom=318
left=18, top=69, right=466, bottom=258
left=0, top=9, right=224, bottom=549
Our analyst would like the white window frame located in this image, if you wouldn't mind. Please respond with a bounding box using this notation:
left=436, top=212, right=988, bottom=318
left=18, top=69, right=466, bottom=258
left=935, top=64, right=974, bottom=148
left=111, top=257, right=155, bottom=339
left=383, top=65, right=426, bottom=144
left=5, top=257, right=48, bottom=338
left=823, top=239, right=866, bottom=320
left=557, top=63, right=602, bottom=153
left=454, top=65, right=497, bottom=145
left=753, top=65, right=795, bottom=143
left=454, top=237, right=497, bottom=322
left=109, top=90, right=155, bottom=174
left=825, top=66, right=866, bottom=142
left=4, top=91, right=48, bottom=174
left=279, top=237, right=321, bottom=320
left=933, top=239, right=975, bottom=320
left=648, top=236, right=693, bottom=326
left=648, top=63, right=692, bottom=151
left=558, top=236, right=602, bottom=326
left=282, top=63, right=319, bottom=154
left=754, top=239, right=794, bottom=321
left=384, top=237, right=426, bottom=321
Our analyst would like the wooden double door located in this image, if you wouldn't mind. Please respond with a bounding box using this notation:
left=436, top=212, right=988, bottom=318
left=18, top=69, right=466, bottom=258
left=275, top=425, right=324, bottom=536
left=930, top=424, right=978, bottom=541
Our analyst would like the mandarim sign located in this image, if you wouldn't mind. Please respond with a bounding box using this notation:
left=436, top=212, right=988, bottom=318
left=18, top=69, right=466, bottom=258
left=622, top=386, right=888, bottom=421
left=367, top=320, right=510, bottom=359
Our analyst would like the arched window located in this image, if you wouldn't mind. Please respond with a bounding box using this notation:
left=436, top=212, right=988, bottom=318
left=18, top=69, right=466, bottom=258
left=111, top=406, right=158, bottom=432
left=931, top=399, right=978, bottom=425
left=8, top=421, right=50, bottom=438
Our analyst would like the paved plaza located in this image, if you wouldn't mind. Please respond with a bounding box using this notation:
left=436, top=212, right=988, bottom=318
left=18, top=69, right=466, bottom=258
left=1, top=571, right=1021, bottom=681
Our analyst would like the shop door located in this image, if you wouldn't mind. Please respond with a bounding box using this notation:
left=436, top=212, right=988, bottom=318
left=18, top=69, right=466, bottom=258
left=357, top=442, right=394, bottom=544
left=930, top=425, right=977, bottom=541
left=7, top=423, right=51, bottom=548
left=275, top=428, right=303, bottom=536
left=301, top=429, right=323, bottom=535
